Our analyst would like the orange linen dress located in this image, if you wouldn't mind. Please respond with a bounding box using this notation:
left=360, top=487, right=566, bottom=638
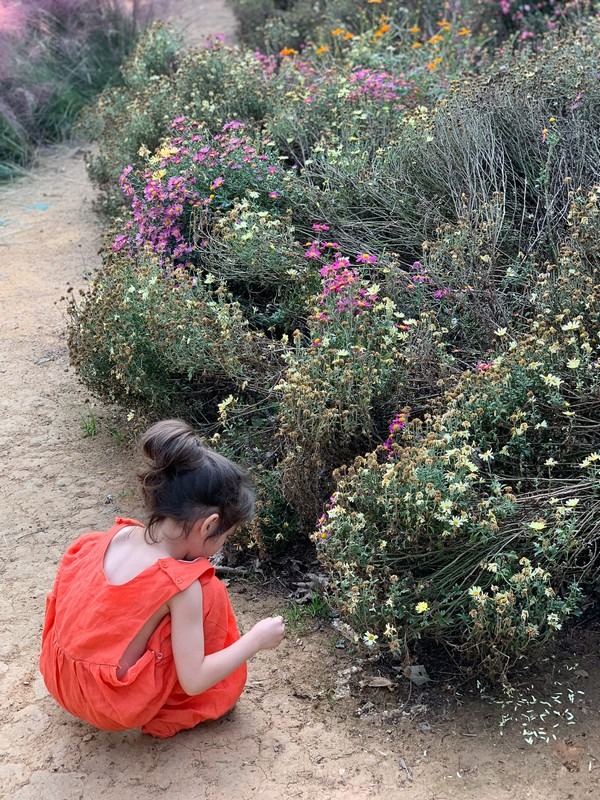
left=40, top=518, right=247, bottom=738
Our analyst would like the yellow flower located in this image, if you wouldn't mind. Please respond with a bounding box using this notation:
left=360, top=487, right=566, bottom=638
left=567, top=358, right=580, bottom=369
left=415, top=601, right=429, bottom=613
left=528, top=520, right=547, bottom=531
left=409, top=25, right=420, bottom=34
left=458, top=27, right=471, bottom=35
left=331, top=28, right=345, bottom=36
left=316, top=45, right=329, bottom=54
left=342, top=31, right=355, bottom=40
left=411, top=41, right=422, bottom=48
left=429, top=34, right=444, bottom=44
left=541, top=373, right=563, bottom=388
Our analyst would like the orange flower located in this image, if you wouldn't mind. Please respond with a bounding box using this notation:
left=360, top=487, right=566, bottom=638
left=411, top=41, right=422, bottom=48
left=437, top=18, right=451, bottom=30
left=342, top=31, right=355, bottom=40
left=427, top=56, right=442, bottom=70
left=458, top=27, right=472, bottom=36
left=374, top=23, right=391, bottom=37
left=367, top=0, right=382, bottom=3
left=316, top=45, right=329, bottom=54
left=280, top=47, right=298, bottom=56
left=429, top=34, right=444, bottom=44
left=409, top=25, right=420, bottom=34
left=331, top=28, right=345, bottom=36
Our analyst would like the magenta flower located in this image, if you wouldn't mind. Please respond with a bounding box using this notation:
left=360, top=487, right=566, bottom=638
left=382, top=412, right=408, bottom=451
left=356, top=253, right=377, bottom=264
left=305, top=245, right=322, bottom=259
left=312, top=223, right=330, bottom=232
left=111, top=234, right=128, bottom=252
left=210, top=176, right=224, bottom=190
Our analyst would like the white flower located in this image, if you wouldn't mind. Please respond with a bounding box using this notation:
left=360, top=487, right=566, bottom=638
left=547, top=613, right=562, bottom=630
left=561, top=320, right=580, bottom=331
left=363, top=631, right=378, bottom=647
left=495, top=327, right=508, bottom=337
left=544, top=458, right=557, bottom=467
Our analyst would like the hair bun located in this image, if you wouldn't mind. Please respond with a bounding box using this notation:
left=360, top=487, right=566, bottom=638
left=140, top=419, right=202, bottom=476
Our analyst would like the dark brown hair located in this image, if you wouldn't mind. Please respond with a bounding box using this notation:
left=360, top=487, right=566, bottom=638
left=138, top=419, right=255, bottom=542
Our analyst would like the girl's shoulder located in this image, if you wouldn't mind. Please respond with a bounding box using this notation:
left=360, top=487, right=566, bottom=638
left=62, top=518, right=143, bottom=562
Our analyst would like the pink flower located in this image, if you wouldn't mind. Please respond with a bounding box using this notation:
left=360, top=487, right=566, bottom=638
left=356, top=253, right=377, bottom=264
left=312, top=223, right=330, bottom=232
left=305, top=245, right=322, bottom=259
left=268, top=191, right=280, bottom=199
left=111, top=234, right=128, bottom=252
left=475, top=361, right=494, bottom=372
left=210, top=176, right=224, bottom=189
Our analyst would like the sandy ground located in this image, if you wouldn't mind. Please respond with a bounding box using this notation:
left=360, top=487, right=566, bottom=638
left=2, top=2, right=600, bottom=798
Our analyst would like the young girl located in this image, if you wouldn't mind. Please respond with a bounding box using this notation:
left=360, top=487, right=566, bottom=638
left=40, top=419, right=285, bottom=738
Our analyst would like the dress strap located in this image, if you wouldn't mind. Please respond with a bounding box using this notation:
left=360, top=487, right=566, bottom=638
left=157, top=557, right=215, bottom=592
left=113, top=517, right=145, bottom=530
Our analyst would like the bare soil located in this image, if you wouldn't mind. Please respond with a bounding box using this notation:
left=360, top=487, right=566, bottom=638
left=1, top=3, right=600, bottom=798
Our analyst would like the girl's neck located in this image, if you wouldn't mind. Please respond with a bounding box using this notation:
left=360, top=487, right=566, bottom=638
left=147, top=518, right=192, bottom=560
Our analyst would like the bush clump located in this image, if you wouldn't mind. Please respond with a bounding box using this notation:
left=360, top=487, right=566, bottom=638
left=70, top=4, right=600, bottom=680
left=315, top=189, right=600, bottom=680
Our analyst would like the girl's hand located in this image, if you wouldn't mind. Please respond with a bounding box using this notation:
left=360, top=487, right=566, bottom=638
left=250, top=616, right=285, bottom=650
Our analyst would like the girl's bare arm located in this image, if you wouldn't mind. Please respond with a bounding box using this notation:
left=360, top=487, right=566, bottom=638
left=168, top=581, right=284, bottom=696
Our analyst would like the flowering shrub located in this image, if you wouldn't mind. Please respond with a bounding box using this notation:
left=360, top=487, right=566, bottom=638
left=314, top=188, right=600, bottom=679
left=83, top=34, right=276, bottom=211
left=201, top=200, right=319, bottom=330
left=114, top=119, right=292, bottom=265
left=71, top=0, right=600, bottom=681
left=67, top=251, right=280, bottom=421
left=228, top=0, right=597, bottom=53
left=276, top=237, right=453, bottom=522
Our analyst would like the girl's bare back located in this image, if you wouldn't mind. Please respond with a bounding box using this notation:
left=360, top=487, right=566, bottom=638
left=103, top=525, right=170, bottom=678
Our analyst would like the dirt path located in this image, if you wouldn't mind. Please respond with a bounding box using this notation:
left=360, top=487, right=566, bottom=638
left=1, top=3, right=600, bottom=798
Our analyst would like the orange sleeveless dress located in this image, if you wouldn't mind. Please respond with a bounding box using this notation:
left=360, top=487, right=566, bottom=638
left=39, top=518, right=247, bottom=738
